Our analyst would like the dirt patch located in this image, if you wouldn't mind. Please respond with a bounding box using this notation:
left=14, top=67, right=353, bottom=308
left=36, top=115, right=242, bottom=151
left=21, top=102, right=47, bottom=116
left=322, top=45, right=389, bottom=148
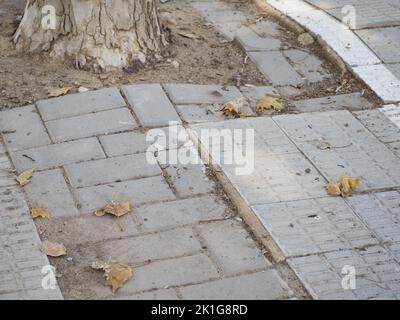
left=0, top=0, right=267, bottom=110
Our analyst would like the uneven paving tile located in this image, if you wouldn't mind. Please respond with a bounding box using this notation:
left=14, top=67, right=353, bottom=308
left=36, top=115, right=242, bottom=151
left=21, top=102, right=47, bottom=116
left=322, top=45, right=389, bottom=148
left=175, top=105, right=221, bottom=123
left=283, top=49, right=331, bottom=83
left=197, top=220, right=270, bottom=275
left=355, top=109, right=400, bottom=144
left=253, top=197, right=378, bottom=257
left=79, top=228, right=201, bottom=266
left=24, top=169, right=79, bottom=219
left=99, top=126, right=190, bottom=157
left=353, top=64, right=400, bottom=103
left=75, top=175, right=176, bottom=213
left=288, top=246, right=400, bottom=299
left=247, top=51, right=304, bottom=86
left=294, top=92, right=374, bottom=112
left=118, top=254, right=219, bottom=294
left=180, top=270, right=292, bottom=300
left=249, top=19, right=282, bottom=38
left=46, top=108, right=137, bottom=142
left=122, top=84, right=181, bottom=127
left=274, top=110, right=400, bottom=190
left=36, top=87, right=126, bottom=121
left=36, top=214, right=139, bottom=245
left=0, top=106, right=50, bottom=151
left=235, top=28, right=281, bottom=51
left=164, top=155, right=215, bottom=197
left=356, top=27, right=400, bottom=63
left=10, top=137, right=105, bottom=172
left=65, top=153, right=161, bottom=188
left=163, top=84, right=242, bottom=105
left=113, top=289, right=178, bottom=300
left=0, top=186, right=63, bottom=299
left=212, top=22, right=252, bottom=41
left=136, top=195, right=227, bottom=231
left=380, top=104, right=400, bottom=129
left=346, top=191, right=400, bottom=243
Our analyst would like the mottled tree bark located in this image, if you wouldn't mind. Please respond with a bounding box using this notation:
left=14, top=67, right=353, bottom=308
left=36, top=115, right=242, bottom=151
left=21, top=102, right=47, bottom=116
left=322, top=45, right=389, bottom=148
left=14, top=0, right=166, bottom=70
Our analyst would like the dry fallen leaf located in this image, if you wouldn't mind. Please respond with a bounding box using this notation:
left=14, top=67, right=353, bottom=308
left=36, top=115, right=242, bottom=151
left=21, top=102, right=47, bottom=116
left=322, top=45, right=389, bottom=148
left=105, top=263, right=133, bottom=293
left=31, top=208, right=51, bottom=219
left=91, top=261, right=133, bottom=293
left=220, top=97, right=248, bottom=116
left=326, top=182, right=341, bottom=196
left=48, top=87, right=72, bottom=98
left=256, top=97, right=285, bottom=111
left=326, top=176, right=360, bottom=197
left=95, top=198, right=131, bottom=218
left=16, top=169, right=34, bottom=186
left=42, top=240, right=67, bottom=257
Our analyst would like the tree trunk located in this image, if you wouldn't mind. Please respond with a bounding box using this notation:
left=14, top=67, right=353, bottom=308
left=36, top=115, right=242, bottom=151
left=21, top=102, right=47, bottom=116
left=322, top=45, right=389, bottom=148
left=14, top=0, right=166, bottom=70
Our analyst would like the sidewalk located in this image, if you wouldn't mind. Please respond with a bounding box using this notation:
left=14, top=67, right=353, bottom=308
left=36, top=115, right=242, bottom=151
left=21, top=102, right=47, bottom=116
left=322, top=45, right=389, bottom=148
left=2, top=0, right=400, bottom=300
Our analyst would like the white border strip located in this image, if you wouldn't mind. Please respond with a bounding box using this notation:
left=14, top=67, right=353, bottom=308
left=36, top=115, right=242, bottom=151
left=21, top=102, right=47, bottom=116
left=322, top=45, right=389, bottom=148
left=265, top=0, right=400, bottom=104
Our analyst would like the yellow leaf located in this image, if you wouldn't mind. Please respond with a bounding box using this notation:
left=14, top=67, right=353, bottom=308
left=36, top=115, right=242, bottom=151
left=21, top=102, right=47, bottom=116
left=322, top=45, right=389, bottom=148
left=348, top=177, right=360, bottom=190
left=326, top=182, right=341, bottom=196
left=16, top=169, right=34, bottom=186
left=94, top=209, right=106, bottom=217
left=31, top=208, right=51, bottom=219
left=256, top=97, right=285, bottom=111
left=95, top=199, right=131, bottom=218
left=104, top=263, right=133, bottom=293
left=239, top=112, right=255, bottom=118
left=48, top=87, right=72, bottom=98
left=220, top=98, right=243, bottom=116
left=42, top=240, right=67, bottom=257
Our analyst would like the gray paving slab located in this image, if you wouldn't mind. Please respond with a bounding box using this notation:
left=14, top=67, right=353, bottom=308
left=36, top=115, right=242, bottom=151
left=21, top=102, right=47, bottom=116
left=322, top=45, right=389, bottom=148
left=0, top=105, right=51, bottom=151
left=163, top=157, right=215, bottom=197
left=356, top=27, right=400, bottom=63
left=386, top=63, right=400, bottom=80
left=36, top=87, right=126, bottom=121
left=113, top=289, right=179, bottom=300
left=380, top=104, right=400, bottom=129
left=240, top=86, right=280, bottom=110
left=249, top=19, right=282, bottom=38
left=274, top=110, right=400, bottom=191
left=36, top=214, right=139, bottom=245
left=117, top=253, right=220, bottom=294
left=355, top=109, right=400, bottom=143
left=190, top=118, right=328, bottom=205
left=0, top=154, right=16, bottom=188
left=122, top=84, right=181, bottom=127
left=64, top=153, right=161, bottom=188
left=78, top=227, right=202, bottom=266
left=294, top=92, right=375, bottom=113
left=180, top=270, right=293, bottom=300
left=235, top=28, right=281, bottom=51
left=99, top=126, right=190, bottom=157
left=45, top=108, right=138, bottom=143
left=288, top=246, right=400, bottom=299
left=247, top=51, right=304, bottom=86
left=197, top=220, right=270, bottom=275
left=346, top=191, right=400, bottom=243
left=75, top=175, right=176, bottom=213
left=327, top=3, right=400, bottom=29
left=163, top=84, right=243, bottom=105
left=175, top=105, right=221, bottom=123
left=0, top=185, right=63, bottom=299
left=136, top=195, right=227, bottom=231
left=253, top=197, right=378, bottom=257
left=284, top=49, right=331, bottom=82
left=10, top=137, right=105, bottom=172
left=24, top=168, right=79, bottom=219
